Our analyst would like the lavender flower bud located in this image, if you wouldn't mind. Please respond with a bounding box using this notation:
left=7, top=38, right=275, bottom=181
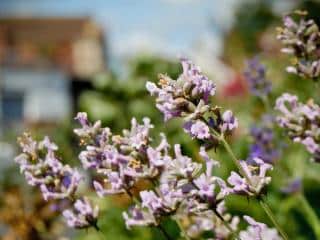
left=221, top=110, right=238, bottom=133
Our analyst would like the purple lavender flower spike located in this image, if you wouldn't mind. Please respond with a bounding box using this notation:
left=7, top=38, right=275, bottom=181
left=275, top=93, right=320, bottom=162
left=247, top=124, right=281, bottom=164
left=15, top=134, right=83, bottom=201
left=277, top=12, right=320, bottom=80
left=147, top=58, right=238, bottom=145
left=244, top=57, right=272, bottom=97
left=146, top=58, right=216, bottom=121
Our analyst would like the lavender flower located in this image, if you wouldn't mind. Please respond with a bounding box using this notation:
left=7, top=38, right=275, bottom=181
left=123, top=206, right=157, bottom=229
left=244, top=57, right=272, bottom=97
left=221, top=110, right=238, bottom=133
left=14, top=58, right=288, bottom=238
left=15, top=134, right=82, bottom=201
left=275, top=93, right=320, bottom=162
left=123, top=184, right=183, bottom=228
left=277, top=12, right=320, bottom=80
left=184, top=201, right=239, bottom=239
left=146, top=58, right=216, bottom=121
left=248, top=124, right=280, bottom=164
left=239, top=215, right=282, bottom=240
left=62, top=198, right=99, bottom=229
left=227, top=157, right=273, bottom=196
left=147, top=58, right=238, bottom=143
left=75, top=115, right=170, bottom=197
left=123, top=146, right=232, bottom=237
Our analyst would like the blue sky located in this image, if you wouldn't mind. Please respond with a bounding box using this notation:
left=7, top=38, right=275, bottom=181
left=0, top=0, right=239, bottom=66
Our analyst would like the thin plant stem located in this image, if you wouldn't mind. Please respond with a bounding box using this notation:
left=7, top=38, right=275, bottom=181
left=259, top=197, right=289, bottom=240
left=297, top=193, right=320, bottom=239
left=213, top=209, right=239, bottom=240
left=217, top=132, right=289, bottom=240
left=176, top=219, right=191, bottom=240
left=91, top=226, right=107, bottom=240
left=190, top=180, right=238, bottom=239
left=157, top=224, right=174, bottom=240
left=219, top=136, right=252, bottom=185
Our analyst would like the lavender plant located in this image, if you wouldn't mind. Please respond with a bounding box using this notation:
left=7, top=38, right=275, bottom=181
left=277, top=11, right=320, bottom=80
left=15, top=133, right=99, bottom=229
left=275, top=93, right=320, bottom=162
left=14, top=58, right=288, bottom=240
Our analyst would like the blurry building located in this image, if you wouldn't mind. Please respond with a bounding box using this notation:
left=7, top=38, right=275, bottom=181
left=0, top=17, right=107, bottom=134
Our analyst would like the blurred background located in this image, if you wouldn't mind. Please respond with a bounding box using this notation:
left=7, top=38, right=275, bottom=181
left=1, top=0, right=320, bottom=239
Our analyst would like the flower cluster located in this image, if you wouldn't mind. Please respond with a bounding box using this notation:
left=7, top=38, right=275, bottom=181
left=63, top=197, right=99, bottom=229
left=123, top=145, right=238, bottom=239
left=14, top=58, right=282, bottom=239
left=275, top=93, right=320, bottom=162
left=15, top=133, right=99, bottom=229
left=74, top=112, right=171, bottom=197
left=227, top=157, right=273, bottom=196
left=277, top=11, right=320, bottom=80
left=244, top=57, right=272, bottom=97
left=15, top=134, right=81, bottom=201
left=239, top=216, right=282, bottom=240
left=184, top=201, right=239, bottom=239
left=146, top=58, right=216, bottom=121
left=146, top=58, right=238, bottom=144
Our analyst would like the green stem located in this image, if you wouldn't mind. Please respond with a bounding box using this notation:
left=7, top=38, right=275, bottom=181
left=93, top=226, right=107, bottom=240
left=157, top=224, right=174, bottom=240
left=213, top=209, right=239, bottom=240
left=297, top=193, right=320, bottom=239
left=218, top=135, right=288, bottom=240
left=220, top=136, right=252, bottom=185
left=176, top=219, right=191, bottom=240
left=259, top=198, right=289, bottom=240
